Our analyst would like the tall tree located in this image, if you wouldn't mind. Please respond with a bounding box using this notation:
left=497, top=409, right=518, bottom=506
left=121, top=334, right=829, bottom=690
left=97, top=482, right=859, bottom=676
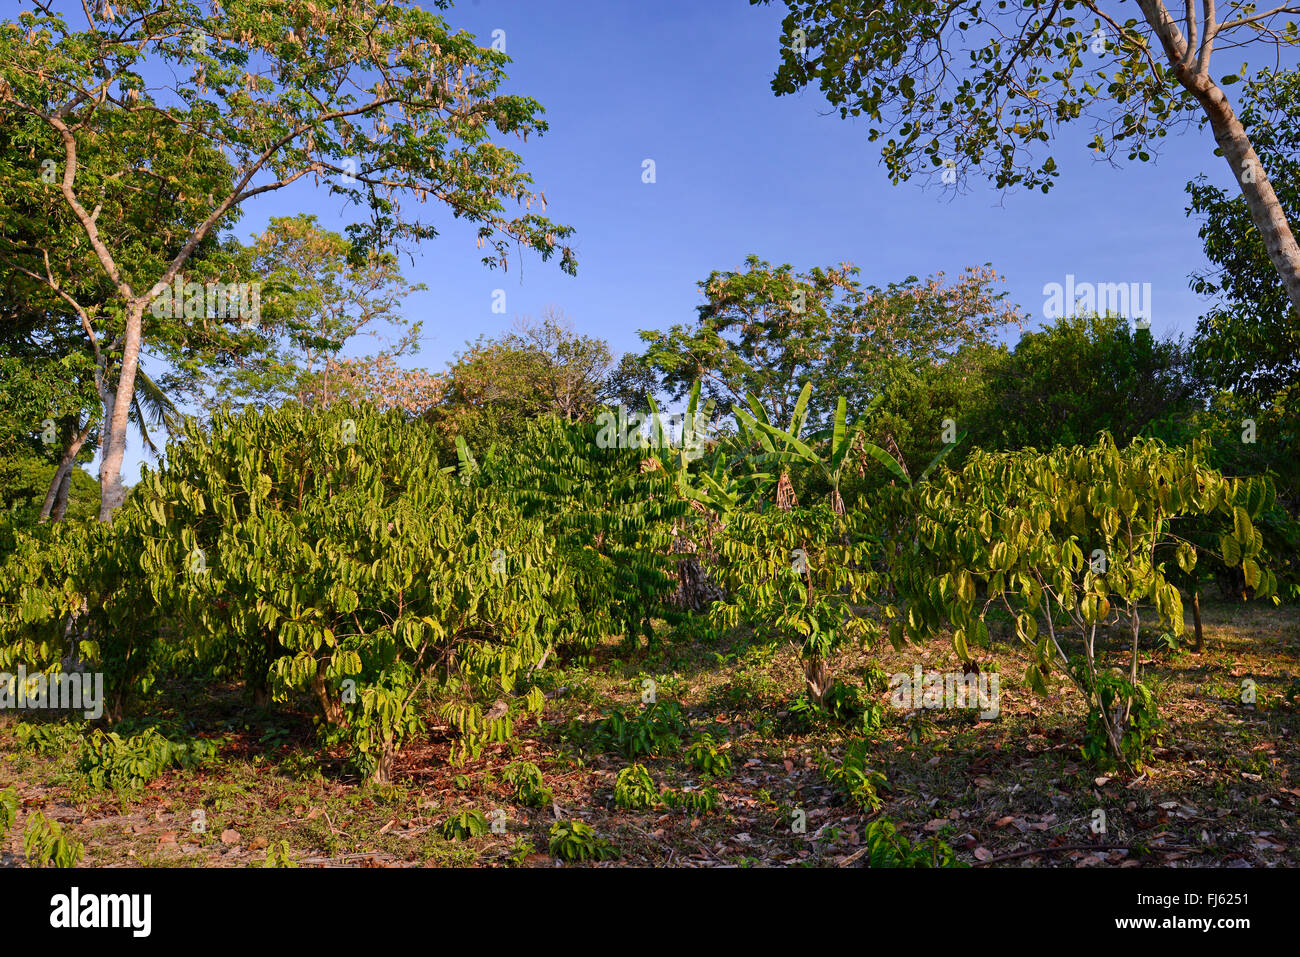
left=204, top=213, right=426, bottom=411
left=964, top=312, right=1201, bottom=452
left=635, top=256, right=1018, bottom=429
left=755, top=0, right=1300, bottom=318
left=433, top=310, right=614, bottom=450
left=0, top=0, right=576, bottom=520
left=1186, top=67, right=1300, bottom=406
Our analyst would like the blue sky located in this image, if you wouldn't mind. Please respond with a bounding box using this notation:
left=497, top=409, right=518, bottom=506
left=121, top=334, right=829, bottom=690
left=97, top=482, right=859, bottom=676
left=115, top=0, right=1266, bottom=479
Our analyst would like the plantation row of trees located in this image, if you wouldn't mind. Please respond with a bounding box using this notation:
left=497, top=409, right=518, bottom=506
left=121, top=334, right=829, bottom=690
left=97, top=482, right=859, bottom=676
left=0, top=387, right=1283, bottom=783
left=0, top=0, right=1297, bottom=794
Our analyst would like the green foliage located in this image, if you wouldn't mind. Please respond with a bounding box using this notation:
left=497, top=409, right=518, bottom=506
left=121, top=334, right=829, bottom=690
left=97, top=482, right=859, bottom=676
left=469, top=414, right=690, bottom=649
left=790, top=683, right=885, bottom=735
left=861, top=817, right=965, bottom=869
left=502, top=761, right=553, bottom=808
left=712, top=504, right=880, bottom=704
left=0, top=404, right=590, bottom=783
left=1080, top=673, right=1164, bottom=772
left=885, top=434, right=1272, bottom=769
left=432, top=313, right=614, bottom=453
left=548, top=820, right=618, bottom=862
left=965, top=314, right=1199, bottom=453
left=819, top=739, right=887, bottom=812
left=14, top=721, right=85, bottom=755
left=260, top=840, right=299, bottom=868
left=685, top=732, right=733, bottom=777
left=585, top=701, right=688, bottom=759
left=613, top=764, right=660, bottom=810
left=23, top=811, right=84, bottom=868
left=439, top=809, right=490, bottom=840
left=661, top=786, right=719, bottom=815
left=756, top=0, right=1222, bottom=194
left=1186, top=68, right=1300, bottom=405
left=76, top=729, right=219, bottom=792
left=0, top=787, right=17, bottom=838
left=634, top=256, right=1016, bottom=430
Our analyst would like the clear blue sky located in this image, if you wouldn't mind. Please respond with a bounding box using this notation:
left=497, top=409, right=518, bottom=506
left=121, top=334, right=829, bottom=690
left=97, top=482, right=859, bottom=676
left=115, top=0, right=1262, bottom=480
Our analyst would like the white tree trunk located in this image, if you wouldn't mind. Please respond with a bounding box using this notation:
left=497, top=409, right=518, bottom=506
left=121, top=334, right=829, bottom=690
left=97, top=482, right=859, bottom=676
left=97, top=301, right=145, bottom=521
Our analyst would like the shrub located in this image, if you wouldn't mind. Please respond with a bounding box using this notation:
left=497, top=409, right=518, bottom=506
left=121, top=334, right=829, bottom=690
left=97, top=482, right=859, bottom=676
left=0, top=405, right=590, bottom=784
left=24, top=811, right=84, bottom=868
left=440, top=809, right=490, bottom=840
left=585, top=701, right=688, bottom=759
left=76, top=729, right=219, bottom=791
left=260, top=840, right=298, bottom=868
left=819, top=739, right=887, bottom=811
left=661, top=786, right=718, bottom=815
left=862, top=817, right=965, bottom=868
left=685, top=732, right=732, bottom=777
left=789, top=682, right=885, bottom=735
left=613, top=764, right=659, bottom=810
left=15, top=722, right=85, bottom=755
left=884, top=435, right=1273, bottom=771
left=548, top=820, right=617, bottom=862
left=502, top=761, right=553, bottom=808
left=0, top=788, right=17, bottom=837
left=711, top=505, right=882, bottom=705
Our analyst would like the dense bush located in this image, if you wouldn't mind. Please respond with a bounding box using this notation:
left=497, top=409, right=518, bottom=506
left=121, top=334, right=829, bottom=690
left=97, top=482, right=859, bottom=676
left=881, top=434, right=1274, bottom=769
left=0, top=404, right=595, bottom=782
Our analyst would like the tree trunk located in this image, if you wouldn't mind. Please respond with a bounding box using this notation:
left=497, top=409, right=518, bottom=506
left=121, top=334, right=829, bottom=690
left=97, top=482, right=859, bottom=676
left=371, top=737, right=395, bottom=786
left=38, top=421, right=93, bottom=523
left=803, top=656, right=832, bottom=706
left=1191, top=590, right=1204, bottom=653
left=1170, top=65, right=1300, bottom=319
left=313, top=658, right=343, bottom=725
left=97, top=301, right=145, bottom=522
left=51, top=466, right=74, bottom=522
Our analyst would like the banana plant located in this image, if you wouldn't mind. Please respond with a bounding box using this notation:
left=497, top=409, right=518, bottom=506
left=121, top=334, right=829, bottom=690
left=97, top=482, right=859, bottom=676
left=733, top=382, right=814, bottom=509
left=646, top=380, right=716, bottom=503
left=744, top=388, right=970, bottom=511
left=741, top=391, right=885, bottom=515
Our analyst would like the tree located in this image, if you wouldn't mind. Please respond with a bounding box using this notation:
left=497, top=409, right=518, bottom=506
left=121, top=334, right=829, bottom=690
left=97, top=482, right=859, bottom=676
left=635, top=256, right=1018, bottom=430
left=318, top=354, right=447, bottom=417
left=755, top=0, right=1300, bottom=319
left=1187, top=67, right=1300, bottom=406
left=0, top=353, right=98, bottom=527
left=0, top=96, right=275, bottom=521
left=0, top=0, right=576, bottom=521
left=433, top=310, right=613, bottom=450
left=964, top=313, right=1200, bottom=452
left=884, top=435, right=1274, bottom=769
left=206, top=213, right=427, bottom=411
left=506, top=307, right=615, bottom=423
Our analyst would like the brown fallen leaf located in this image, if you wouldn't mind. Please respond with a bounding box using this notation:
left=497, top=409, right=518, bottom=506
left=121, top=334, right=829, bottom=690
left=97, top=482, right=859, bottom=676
left=158, top=831, right=177, bottom=844
left=973, top=846, right=993, bottom=862
left=250, top=836, right=269, bottom=851
left=994, top=816, right=1017, bottom=829
left=923, top=819, right=947, bottom=832
left=220, top=828, right=241, bottom=845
